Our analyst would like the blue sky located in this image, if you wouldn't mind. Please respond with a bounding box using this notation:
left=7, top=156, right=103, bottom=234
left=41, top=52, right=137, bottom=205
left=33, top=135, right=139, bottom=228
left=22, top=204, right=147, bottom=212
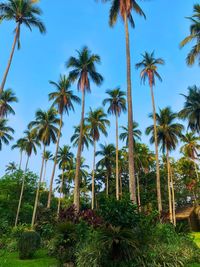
left=0, top=0, right=199, bottom=184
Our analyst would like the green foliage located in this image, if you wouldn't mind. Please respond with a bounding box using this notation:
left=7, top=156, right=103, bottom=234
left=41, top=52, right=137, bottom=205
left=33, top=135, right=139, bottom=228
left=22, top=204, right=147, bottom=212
left=18, top=231, right=41, bottom=260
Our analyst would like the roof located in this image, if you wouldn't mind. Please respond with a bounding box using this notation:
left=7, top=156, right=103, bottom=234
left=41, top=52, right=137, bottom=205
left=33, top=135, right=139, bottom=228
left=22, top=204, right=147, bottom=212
left=175, top=206, right=195, bottom=220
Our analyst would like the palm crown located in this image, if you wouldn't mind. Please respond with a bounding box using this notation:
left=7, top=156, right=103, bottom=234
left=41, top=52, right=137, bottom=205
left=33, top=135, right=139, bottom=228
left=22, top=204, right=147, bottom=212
left=57, top=145, right=74, bottom=170
left=180, top=132, right=200, bottom=160
left=22, top=129, right=40, bottom=157
left=0, top=119, right=14, bottom=150
left=119, top=122, right=141, bottom=146
left=0, top=89, right=18, bottom=117
left=71, top=122, right=93, bottom=151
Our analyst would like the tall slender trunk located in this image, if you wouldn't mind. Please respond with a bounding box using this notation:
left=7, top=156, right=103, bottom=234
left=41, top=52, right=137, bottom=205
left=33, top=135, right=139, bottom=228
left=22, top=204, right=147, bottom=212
left=91, top=140, right=96, bottom=210
left=170, top=164, right=176, bottom=226
left=124, top=14, right=136, bottom=204
left=166, top=148, right=173, bottom=223
left=15, top=156, right=29, bottom=227
left=74, top=89, right=85, bottom=211
left=150, top=84, right=162, bottom=214
left=116, top=112, right=119, bottom=200
left=19, top=151, right=23, bottom=170
left=119, top=173, right=123, bottom=199
left=0, top=23, right=20, bottom=95
left=31, top=146, right=46, bottom=228
left=106, top=174, right=109, bottom=196
left=57, top=169, right=64, bottom=217
left=136, top=173, right=141, bottom=212
left=42, top=160, right=47, bottom=183
left=47, top=113, right=63, bottom=208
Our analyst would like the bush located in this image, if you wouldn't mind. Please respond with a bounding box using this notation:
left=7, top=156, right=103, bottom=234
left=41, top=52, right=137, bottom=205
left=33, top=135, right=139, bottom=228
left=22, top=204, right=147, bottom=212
left=18, top=230, right=41, bottom=259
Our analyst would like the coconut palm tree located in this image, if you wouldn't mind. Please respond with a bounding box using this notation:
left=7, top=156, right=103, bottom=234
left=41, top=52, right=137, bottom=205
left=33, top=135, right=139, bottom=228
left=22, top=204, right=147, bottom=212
left=96, top=143, right=115, bottom=196
left=136, top=51, right=165, bottom=214
left=5, top=161, right=17, bottom=174
left=67, top=46, right=103, bottom=210
left=103, top=88, right=126, bottom=200
left=99, top=0, right=145, bottom=203
left=146, top=107, right=184, bottom=224
left=47, top=75, right=80, bottom=208
left=0, top=89, right=18, bottom=118
left=119, top=122, right=141, bottom=146
left=180, top=4, right=200, bottom=66
left=15, top=128, right=40, bottom=226
left=56, top=145, right=73, bottom=216
left=71, top=122, right=93, bottom=151
left=86, top=108, right=110, bottom=209
left=180, top=132, right=200, bottom=181
left=11, top=138, right=26, bottom=169
left=28, top=108, right=60, bottom=227
left=42, top=150, right=53, bottom=182
left=0, top=0, right=46, bottom=94
left=179, top=86, right=200, bottom=134
left=0, top=119, right=14, bottom=150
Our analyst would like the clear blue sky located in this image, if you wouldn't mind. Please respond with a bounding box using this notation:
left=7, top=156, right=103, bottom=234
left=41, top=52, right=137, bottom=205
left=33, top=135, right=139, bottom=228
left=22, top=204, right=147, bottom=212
left=0, top=0, right=199, bottom=185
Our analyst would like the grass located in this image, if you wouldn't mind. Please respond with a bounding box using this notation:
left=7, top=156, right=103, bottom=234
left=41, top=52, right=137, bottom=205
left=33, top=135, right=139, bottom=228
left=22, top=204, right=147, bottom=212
left=190, top=232, right=200, bottom=248
left=0, top=249, right=58, bottom=267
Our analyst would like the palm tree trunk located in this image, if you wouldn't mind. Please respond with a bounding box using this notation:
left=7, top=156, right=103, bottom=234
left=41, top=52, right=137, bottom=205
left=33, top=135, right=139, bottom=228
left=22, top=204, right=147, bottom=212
left=150, top=84, right=162, bottom=214
left=31, top=146, right=46, bottom=228
left=124, top=14, right=136, bottom=204
left=0, top=23, right=20, bottom=95
left=136, top=173, right=141, bottom=212
left=91, top=140, right=96, bottom=210
left=74, top=89, right=85, bottom=211
left=119, top=173, right=123, bottom=199
left=170, top=165, right=176, bottom=226
left=166, top=148, right=173, bottom=223
left=115, top=112, right=119, bottom=200
left=42, top=160, right=47, bottom=183
left=106, top=174, right=109, bottom=196
left=15, top=156, right=29, bottom=227
left=57, top=169, right=64, bottom=217
left=47, top=113, right=63, bottom=208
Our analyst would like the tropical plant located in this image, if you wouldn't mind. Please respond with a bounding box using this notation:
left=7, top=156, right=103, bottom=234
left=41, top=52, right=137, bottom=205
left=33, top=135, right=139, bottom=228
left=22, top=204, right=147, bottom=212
left=180, top=4, right=200, bottom=66
left=28, top=108, right=60, bottom=227
left=0, top=89, right=18, bottom=117
left=71, top=122, right=93, bottom=151
left=48, top=75, right=80, bottom=208
left=0, top=118, right=14, bottom=150
left=5, top=161, right=17, bottom=174
left=119, top=122, right=141, bottom=146
left=99, top=0, right=146, bottom=204
left=57, top=145, right=73, bottom=215
left=146, top=107, right=184, bottom=223
left=86, top=107, right=110, bottom=209
left=0, top=0, right=46, bottom=93
left=179, top=85, right=200, bottom=134
left=42, top=150, right=53, bottom=182
left=11, top=138, right=26, bottom=169
left=103, top=88, right=126, bottom=200
left=96, top=143, right=115, bottom=196
left=15, top=129, right=40, bottom=226
left=136, top=51, right=165, bottom=214
left=67, top=46, right=103, bottom=210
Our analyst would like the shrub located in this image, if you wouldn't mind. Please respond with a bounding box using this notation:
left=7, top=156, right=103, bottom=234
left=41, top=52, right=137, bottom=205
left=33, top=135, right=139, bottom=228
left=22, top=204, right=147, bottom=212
left=12, top=223, right=30, bottom=240
left=18, top=230, right=41, bottom=259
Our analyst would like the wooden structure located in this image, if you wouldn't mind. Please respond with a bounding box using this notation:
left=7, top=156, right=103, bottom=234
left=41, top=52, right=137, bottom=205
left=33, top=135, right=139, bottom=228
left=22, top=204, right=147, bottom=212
left=175, top=206, right=200, bottom=231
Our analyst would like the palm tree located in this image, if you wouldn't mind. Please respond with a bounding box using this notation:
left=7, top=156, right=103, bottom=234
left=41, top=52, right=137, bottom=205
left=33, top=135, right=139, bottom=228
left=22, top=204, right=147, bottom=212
left=0, top=89, right=18, bottom=117
left=136, top=51, right=165, bottom=214
left=15, top=128, right=40, bottom=226
left=146, top=107, right=184, bottom=224
left=11, top=138, right=26, bottom=169
left=5, top=161, right=17, bottom=174
left=99, top=0, right=145, bottom=203
left=86, top=108, right=110, bottom=209
left=0, top=119, right=14, bottom=150
left=180, top=4, right=200, bottom=66
left=119, top=122, right=141, bottom=146
left=28, top=108, right=60, bottom=227
left=179, top=86, right=200, bottom=134
left=56, top=145, right=73, bottom=215
left=71, top=122, right=93, bottom=151
left=67, top=46, right=103, bottom=210
left=103, top=88, right=126, bottom=200
left=0, top=0, right=46, bottom=94
left=47, top=75, right=80, bottom=208
left=96, top=143, right=115, bottom=196
left=42, top=150, right=53, bottom=183
left=180, top=132, right=200, bottom=181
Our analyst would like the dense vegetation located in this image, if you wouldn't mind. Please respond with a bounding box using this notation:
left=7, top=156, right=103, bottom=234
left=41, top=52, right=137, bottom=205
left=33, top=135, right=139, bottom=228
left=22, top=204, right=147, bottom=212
left=0, top=0, right=200, bottom=266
